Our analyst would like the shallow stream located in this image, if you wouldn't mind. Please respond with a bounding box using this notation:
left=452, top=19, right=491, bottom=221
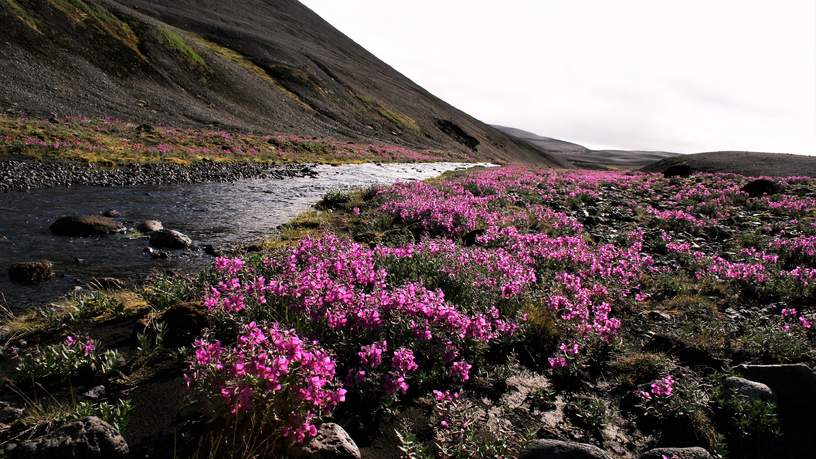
left=0, top=162, right=484, bottom=309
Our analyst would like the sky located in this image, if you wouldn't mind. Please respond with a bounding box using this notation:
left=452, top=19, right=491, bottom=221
left=300, top=0, right=816, bottom=154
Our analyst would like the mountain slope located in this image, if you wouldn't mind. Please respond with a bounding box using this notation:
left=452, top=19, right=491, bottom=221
left=0, top=0, right=563, bottom=166
left=493, top=125, right=679, bottom=169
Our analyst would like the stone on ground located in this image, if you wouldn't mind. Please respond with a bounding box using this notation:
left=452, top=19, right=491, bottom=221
left=4, top=416, right=128, bottom=458
left=519, top=439, right=611, bottom=459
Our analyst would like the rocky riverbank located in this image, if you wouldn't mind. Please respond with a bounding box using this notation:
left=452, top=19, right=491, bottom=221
left=0, top=158, right=317, bottom=192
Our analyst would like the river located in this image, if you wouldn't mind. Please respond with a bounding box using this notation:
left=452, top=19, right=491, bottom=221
left=0, top=162, right=487, bottom=309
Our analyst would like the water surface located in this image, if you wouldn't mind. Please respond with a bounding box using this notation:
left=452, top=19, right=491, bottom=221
left=0, top=162, right=485, bottom=309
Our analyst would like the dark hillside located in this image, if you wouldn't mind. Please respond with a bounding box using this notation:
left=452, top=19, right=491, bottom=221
left=643, top=151, right=816, bottom=177
left=0, top=0, right=564, bottom=165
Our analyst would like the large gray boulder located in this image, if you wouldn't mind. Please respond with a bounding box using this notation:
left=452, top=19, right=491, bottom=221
left=736, top=364, right=816, bottom=457
left=519, top=439, right=611, bottom=459
left=723, top=376, right=774, bottom=402
left=4, top=416, right=128, bottom=458
left=149, top=229, right=192, bottom=249
left=290, top=423, right=360, bottom=459
left=50, top=215, right=125, bottom=237
left=741, top=179, right=783, bottom=197
left=641, top=447, right=712, bottom=459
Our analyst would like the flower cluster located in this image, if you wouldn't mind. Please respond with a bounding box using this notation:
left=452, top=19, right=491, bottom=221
left=185, top=322, right=345, bottom=444
left=638, top=375, right=676, bottom=400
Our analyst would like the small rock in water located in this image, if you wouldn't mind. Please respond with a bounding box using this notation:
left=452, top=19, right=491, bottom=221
left=8, top=260, right=54, bottom=284
left=149, top=229, right=192, bottom=249
left=101, top=210, right=122, bottom=218
left=50, top=215, right=125, bottom=237
left=136, top=220, right=163, bottom=233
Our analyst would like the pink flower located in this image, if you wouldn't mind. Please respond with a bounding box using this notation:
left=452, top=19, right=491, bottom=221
left=392, top=348, right=419, bottom=373
left=451, top=360, right=472, bottom=382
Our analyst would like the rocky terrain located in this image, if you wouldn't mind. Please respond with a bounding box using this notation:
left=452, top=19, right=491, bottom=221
left=1, top=166, right=814, bottom=458
left=0, top=156, right=315, bottom=192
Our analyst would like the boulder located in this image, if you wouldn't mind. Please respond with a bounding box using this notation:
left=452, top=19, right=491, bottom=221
left=519, top=439, right=611, bottom=459
left=160, top=302, right=208, bottom=346
left=0, top=401, right=23, bottom=424
left=663, top=164, right=692, bottom=178
left=50, top=216, right=125, bottom=237
left=723, top=376, right=774, bottom=402
left=736, top=364, right=816, bottom=457
left=290, top=423, right=361, bottom=459
left=136, top=220, right=163, bottom=233
left=4, top=416, right=128, bottom=459
left=8, top=260, right=54, bottom=284
left=136, top=123, right=154, bottom=133
left=741, top=179, right=783, bottom=197
left=149, top=229, right=192, bottom=249
left=641, top=447, right=712, bottom=459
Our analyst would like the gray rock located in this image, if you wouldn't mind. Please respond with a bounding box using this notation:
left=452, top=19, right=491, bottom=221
left=50, top=215, right=125, bottom=237
left=736, top=364, right=816, bottom=457
left=663, top=164, right=692, bottom=178
left=8, top=260, right=54, bottom=284
left=101, top=210, right=122, bottom=218
left=641, top=447, right=712, bottom=459
left=741, top=179, right=783, bottom=197
left=291, top=423, right=360, bottom=459
left=4, top=416, right=128, bottom=458
left=81, top=385, right=106, bottom=400
left=136, top=220, right=163, bottom=233
left=519, top=439, right=611, bottom=459
left=149, top=229, right=192, bottom=249
left=0, top=401, right=23, bottom=424
left=723, top=376, right=774, bottom=401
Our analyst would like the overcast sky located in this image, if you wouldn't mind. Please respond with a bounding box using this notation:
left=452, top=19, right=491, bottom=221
left=300, top=0, right=815, bottom=154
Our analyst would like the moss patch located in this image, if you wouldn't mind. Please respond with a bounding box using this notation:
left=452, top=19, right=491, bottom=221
left=152, top=25, right=206, bottom=68
left=190, top=35, right=313, bottom=110
left=361, top=95, right=422, bottom=135
left=1, top=0, right=43, bottom=33
left=49, top=0, right=141, bottom=54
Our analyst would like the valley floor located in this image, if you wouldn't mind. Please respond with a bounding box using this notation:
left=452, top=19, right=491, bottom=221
left=1, top=165, right=815, bottom=458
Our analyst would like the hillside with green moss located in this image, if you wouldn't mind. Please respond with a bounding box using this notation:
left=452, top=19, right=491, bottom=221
left=0, top=0, right=563, bottom=166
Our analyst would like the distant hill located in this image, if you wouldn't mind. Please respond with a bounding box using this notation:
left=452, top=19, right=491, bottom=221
left=0, top=0, right=562, bottom=166
left=492, top=125, right=678, bottom=169
left=643, top=151, right=816, bottom=177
